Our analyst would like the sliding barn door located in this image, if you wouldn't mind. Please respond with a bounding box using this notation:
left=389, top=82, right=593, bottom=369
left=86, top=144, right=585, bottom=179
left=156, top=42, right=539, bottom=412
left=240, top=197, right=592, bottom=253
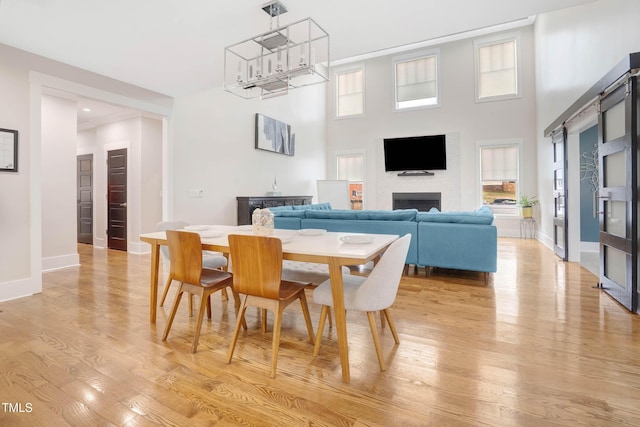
left=597, top=80, right=637, bottom=312
left=552, top=129, right=568, bottom=260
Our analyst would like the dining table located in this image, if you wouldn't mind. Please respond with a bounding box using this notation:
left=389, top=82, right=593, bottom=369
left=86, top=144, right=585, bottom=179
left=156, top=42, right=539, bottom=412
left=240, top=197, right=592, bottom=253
left=139, top=225, right=399, bottom=383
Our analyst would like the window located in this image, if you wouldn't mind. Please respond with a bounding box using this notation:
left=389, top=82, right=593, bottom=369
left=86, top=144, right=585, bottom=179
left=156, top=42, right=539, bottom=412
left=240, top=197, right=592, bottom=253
left=479, top=143, right=520, bottom=215
left=394, top=50, right=439, bottom=110
left=337, top=153, right=364, bottom=210
left=474, top=34, right=519, bottom=101
left=336, top=68, right=364, bottom=117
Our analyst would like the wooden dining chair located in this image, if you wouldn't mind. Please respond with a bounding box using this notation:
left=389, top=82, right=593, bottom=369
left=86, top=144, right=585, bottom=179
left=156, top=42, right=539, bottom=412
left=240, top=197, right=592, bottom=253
left=162, top=230, right=241, bottom=353
left=227, top=234, right=315, bottom=378
left=155, top=220, right=228, bottom=309
left=312, top=234, right=411, bottom=371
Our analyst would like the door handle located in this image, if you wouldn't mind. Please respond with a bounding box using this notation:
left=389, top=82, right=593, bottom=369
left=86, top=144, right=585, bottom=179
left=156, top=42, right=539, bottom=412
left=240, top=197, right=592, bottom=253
left=596, top=193, right=608, bottom=216
left=120, top=203, right=127, bottom=207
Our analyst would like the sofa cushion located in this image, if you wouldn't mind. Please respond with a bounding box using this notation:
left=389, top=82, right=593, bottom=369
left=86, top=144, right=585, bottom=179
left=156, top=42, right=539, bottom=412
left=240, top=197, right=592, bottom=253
left=356, top=209, right=418, bottom=221
left=267, top=205, right=293, bottom=212
left=292, top=202, right=332, bottom=211
left=416, top=206, right=494, bottom=225
left=271, top=210, right=306, bottom=218
left=304, top=209, right=359, bottom=220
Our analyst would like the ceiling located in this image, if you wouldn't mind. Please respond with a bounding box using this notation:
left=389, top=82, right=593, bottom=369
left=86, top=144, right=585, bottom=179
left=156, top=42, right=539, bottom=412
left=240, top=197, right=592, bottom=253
left=0, top=0, right=599, bottom=99
left=10, top=0, right=597, bottom=128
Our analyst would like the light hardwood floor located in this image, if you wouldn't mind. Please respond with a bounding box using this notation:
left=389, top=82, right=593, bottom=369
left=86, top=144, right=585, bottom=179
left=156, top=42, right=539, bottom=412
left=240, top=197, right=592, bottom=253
left=1, top=238, right=640, bottom=426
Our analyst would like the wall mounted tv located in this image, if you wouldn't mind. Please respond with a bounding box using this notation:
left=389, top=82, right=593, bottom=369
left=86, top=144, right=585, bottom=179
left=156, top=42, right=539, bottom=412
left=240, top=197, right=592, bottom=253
left=383, top=134, right=446, bottom=173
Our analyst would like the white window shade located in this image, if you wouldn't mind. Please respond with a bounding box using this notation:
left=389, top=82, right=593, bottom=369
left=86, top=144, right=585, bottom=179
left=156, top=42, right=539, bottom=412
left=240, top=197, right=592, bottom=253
left=478, top=40, right=517, bottom=99
left=337, top=69, right=363, bottom=117
left=396, top=56, right=437, bottom=102
left=481, top=146, right=518, bottom=181
left=337, top=154, right=364, bottom=181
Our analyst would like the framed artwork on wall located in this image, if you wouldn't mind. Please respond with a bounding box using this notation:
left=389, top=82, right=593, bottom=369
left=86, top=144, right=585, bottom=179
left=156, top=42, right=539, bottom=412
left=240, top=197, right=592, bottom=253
left=255, top=113, right=295, bottom=156
left=0, top=128, right=18, bottom=172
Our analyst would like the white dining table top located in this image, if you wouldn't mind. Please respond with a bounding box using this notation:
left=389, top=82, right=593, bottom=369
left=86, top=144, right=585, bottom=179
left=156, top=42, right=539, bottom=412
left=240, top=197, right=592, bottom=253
left=140, top=225, right=399, bottom=261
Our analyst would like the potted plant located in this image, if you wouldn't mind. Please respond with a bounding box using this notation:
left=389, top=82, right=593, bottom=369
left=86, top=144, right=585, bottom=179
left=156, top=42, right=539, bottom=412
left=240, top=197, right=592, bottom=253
left=518, top=195, right=538, bottom=218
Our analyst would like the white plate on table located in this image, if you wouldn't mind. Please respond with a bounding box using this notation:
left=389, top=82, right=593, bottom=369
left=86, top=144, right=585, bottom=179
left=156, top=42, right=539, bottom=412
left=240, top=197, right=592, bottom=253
left=340, top=235, right=375, bottom=245
left=298, top=228, right=326, bottom=236
left=184, top=225, right=209, bottom=231
left=198, top=230, right=223, bottom=238
left=274, top=234, right=295, bottom=244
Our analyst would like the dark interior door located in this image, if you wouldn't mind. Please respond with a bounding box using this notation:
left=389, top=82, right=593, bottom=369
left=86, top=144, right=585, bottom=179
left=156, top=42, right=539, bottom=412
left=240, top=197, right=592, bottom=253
left=597, top=82, right=637, bottom=312
left=77, top=154, right=93, bottom=244
left=107, top=148, right=127, bottom=251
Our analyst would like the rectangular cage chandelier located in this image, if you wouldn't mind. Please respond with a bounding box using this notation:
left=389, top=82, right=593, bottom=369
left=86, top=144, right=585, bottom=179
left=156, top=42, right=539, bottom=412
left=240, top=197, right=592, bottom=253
left=224, top=1, right=330, bottom=99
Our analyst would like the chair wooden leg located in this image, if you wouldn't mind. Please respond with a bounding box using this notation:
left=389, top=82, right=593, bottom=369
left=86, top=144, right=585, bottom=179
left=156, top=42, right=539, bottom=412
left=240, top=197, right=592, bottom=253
left=380, top=310, right=386, bottom=329
left=327, top=308, right=332, bottom=327
left=299, top=292, right=315, bottom=345
left=367, top=311, right=385, bottom=371
left=383, top=309, right=400, bottom=344
left=159, top=273, right=174, bottom=307
left=313, top=305, right=329, bottom=357
left=162, top=285, right=184, bottom=341
left=231, top=289, right=247, bottom=330
left=270, top=303, right=284, bottom=378
left=188, top=294, right=194, bottom=317
left=206, top=295, right=212, bottom=320
left=261, top=309, right=268, bottom=333
left=221, top=287, right=229, bottom=301
left=227, top=296, right=249, bottom=364
left=191, top=289, right=209, bottom=353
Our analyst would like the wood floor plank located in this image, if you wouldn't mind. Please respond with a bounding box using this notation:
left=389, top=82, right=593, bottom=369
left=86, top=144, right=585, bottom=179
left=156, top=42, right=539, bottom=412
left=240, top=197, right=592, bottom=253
left=2, top=239, right=640, bottom=426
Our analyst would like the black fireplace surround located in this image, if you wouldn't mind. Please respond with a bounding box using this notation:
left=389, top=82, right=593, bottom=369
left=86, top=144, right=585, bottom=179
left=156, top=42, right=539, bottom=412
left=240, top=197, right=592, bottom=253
left=392, top=192, right=441, bottom=212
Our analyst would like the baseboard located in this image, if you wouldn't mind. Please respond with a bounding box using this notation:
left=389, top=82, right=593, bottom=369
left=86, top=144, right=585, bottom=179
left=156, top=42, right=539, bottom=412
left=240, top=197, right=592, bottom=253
left=42, top=253, right=80, bottom=272
left=94, top=237, right=105, bottom=249
left=129, top=241, right=149, bottom=254
left=0, top=277, right=40, bottom=302
left=89, top=240, right=148, bottom=253
left=537, top=232, right=554, bottom=251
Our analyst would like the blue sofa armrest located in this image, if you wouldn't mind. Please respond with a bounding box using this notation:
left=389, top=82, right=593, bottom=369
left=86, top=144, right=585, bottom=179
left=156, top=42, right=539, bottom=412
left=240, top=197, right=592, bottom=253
left=274, top=217, right=302, bottom=230
left=417, top=222, right=497, bottom=273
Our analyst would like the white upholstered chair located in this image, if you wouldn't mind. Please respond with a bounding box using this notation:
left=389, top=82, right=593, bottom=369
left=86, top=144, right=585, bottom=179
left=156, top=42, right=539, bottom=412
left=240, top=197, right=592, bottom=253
left=155, top=220, right=228, bottom=308
left=312, top=234, right=411, bottom=371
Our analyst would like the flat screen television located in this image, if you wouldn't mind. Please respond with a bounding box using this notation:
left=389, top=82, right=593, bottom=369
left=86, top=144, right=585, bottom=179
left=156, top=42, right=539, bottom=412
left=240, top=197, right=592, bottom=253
left=383, top=134, right=446, bottom=172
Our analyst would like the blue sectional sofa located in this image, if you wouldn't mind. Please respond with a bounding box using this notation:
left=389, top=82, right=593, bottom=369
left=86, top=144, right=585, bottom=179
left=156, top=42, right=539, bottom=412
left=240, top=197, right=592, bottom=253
left=270, top=203, right=497, bottom=278
left=415, top=209, right=497, bottom=275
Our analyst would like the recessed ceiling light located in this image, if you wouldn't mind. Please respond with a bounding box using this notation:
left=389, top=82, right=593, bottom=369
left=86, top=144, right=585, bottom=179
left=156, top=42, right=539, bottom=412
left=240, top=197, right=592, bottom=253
left=82, top=108, right=91, bottom=112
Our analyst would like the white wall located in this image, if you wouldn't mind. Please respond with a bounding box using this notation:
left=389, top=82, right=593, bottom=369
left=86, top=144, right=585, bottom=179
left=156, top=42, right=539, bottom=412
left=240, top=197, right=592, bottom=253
left=170, top=84, right=327, bottom=226
left=534, top=0, right=640, bottom=248
left=0, top=60, right=33, bottom=300
left=141, top=117, right=163, bottom=234
left=41, top=94, right=79, bottom=271
left=326, top=26, right=538, bottom=236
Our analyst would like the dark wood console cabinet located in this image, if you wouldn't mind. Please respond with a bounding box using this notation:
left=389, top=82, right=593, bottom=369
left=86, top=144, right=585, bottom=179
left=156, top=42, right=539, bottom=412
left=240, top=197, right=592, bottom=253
left=236, top=196, right=313, bottom=225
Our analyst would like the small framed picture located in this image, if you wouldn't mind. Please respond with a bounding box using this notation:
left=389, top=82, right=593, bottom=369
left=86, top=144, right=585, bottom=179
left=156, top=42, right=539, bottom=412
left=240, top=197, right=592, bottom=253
left=0, top=128, right=18, bottom=172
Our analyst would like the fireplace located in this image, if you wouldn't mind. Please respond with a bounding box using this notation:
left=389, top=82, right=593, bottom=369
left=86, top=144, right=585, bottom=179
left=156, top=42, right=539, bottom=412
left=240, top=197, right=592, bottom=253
left=392, top=192, right=441, bottom=211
